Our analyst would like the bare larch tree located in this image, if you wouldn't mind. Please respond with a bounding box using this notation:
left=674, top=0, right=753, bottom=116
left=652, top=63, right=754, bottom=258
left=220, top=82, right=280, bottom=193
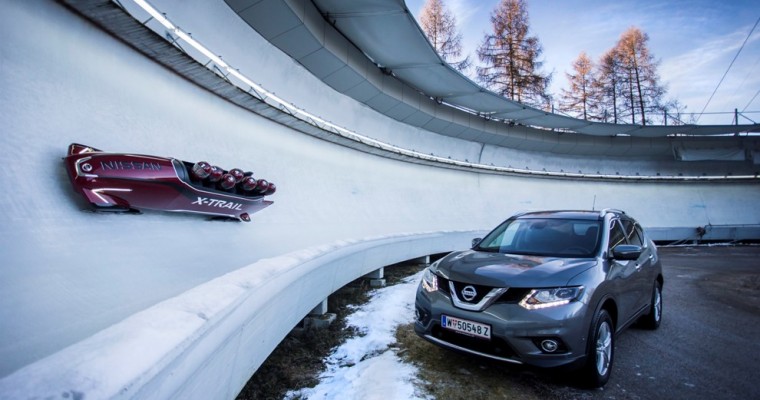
left=559, top=51, right=595, bottom=120
left=476, top=0, right=551, bottom=108
left=614, top=27, right=665, bottom=125
left=418, top=0, right=471, bottom=73
left=591, top=48, right=624, bottom=123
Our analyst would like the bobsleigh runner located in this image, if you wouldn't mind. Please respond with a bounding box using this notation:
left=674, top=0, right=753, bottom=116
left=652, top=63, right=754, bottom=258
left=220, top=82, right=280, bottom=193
left=64, top=143, right=276, bottom=222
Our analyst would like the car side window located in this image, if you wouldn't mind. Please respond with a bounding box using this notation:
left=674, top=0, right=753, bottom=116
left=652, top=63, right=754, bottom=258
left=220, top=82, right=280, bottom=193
left=607, top=220, right=626, bottom=252
left=622, top=219, right=643, bottom=247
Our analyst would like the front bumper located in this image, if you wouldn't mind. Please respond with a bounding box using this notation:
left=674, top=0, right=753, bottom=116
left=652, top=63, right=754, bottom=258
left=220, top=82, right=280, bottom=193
left=414, top=283, right=591, bottom=369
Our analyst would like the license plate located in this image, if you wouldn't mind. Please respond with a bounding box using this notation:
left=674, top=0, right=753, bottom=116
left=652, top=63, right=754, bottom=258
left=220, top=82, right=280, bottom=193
left=441, top=315, right=491, bottom=339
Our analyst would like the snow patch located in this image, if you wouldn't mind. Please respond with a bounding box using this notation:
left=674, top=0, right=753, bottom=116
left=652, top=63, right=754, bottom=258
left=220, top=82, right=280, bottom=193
left=287, top=271, right=428, bottom=400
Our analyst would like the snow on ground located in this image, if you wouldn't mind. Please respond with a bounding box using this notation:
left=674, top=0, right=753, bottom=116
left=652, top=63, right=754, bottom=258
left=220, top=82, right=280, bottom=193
left=286, top=271, right=428, bottom=400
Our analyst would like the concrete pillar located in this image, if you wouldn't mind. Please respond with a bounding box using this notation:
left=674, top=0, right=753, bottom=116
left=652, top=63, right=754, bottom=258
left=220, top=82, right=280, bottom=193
left=309, top=298, right=328, bottom=316
left=297, top=298, right=336, bottom=332
left=411, top=255, right=430, bottom=264
left=364, top=267, right=386, bottom=287
left=364, top=267, right=384, bottom=279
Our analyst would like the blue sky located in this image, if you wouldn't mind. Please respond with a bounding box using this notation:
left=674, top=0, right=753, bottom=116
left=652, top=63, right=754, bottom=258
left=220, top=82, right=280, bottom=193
left=407, top=0, right=760, bottom=125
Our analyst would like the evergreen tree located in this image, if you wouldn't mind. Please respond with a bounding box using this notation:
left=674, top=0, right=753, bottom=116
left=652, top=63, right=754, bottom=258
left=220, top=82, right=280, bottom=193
left=559, top=52, right=595, bottom=120
left=418, top=0, right=471, bottom=73
left=476, top=0, right=551, bottom=108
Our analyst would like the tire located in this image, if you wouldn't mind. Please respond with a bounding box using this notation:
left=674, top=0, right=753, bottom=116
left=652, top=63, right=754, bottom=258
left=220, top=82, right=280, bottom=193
left=579, top=309, right=614, bottom=388
left=639, top=281, right=662, bottom=330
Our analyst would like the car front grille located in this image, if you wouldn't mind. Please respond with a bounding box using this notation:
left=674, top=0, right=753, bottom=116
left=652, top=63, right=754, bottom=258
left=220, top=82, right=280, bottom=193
left=437, top=276, right=451, bottom=295
left=449, top=281, right=493, bottom=304
left=437, top=276, right=530, bottom=306
left=495, top=288, right=532, bottom=304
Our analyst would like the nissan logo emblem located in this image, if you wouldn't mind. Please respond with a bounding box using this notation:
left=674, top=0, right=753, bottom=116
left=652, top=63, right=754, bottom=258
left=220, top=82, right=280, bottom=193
left=461, top=285, right=477, bottom=301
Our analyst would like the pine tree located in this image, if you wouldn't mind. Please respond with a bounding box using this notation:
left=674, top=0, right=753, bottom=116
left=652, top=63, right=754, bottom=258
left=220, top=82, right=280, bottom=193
left=476, top=0, right=551, bottom=108
left=614, top=27, right=665, bottom=125
left=559, top=52, right=595, bottom=120
left=418, top=0, right=471, bottom=73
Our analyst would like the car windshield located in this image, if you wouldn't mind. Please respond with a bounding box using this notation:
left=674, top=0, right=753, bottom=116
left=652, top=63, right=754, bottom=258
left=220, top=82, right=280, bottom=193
left=475, top=218, right=602, bottom=257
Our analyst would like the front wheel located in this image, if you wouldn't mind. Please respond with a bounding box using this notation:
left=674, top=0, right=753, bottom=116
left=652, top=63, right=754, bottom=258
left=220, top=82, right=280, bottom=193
left=579, top=309, right=614, bottom=388
left=639, top=281, right=662, bottom=330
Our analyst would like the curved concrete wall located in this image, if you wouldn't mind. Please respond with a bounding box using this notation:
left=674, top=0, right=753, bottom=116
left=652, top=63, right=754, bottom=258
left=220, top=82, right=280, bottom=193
left=0, top=1, right=758, bottom=399
left=0, top=232, right=477, bottom=399
left=0, top=0, right=486, bottom=378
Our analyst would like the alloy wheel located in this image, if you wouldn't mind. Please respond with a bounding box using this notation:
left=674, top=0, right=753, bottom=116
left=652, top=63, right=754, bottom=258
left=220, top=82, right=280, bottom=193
left=595, top=321, right=612, bottom=376
left=653, top=286, right=662, bottom=322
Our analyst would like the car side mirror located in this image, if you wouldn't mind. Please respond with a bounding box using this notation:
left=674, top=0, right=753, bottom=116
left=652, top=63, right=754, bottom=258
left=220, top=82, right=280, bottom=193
left=472, top=238, right=482, bottom=248
left=611, top=244, right=642, bottom=260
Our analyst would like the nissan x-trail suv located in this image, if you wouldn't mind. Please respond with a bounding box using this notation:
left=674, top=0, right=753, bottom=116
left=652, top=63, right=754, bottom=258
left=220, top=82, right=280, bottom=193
left=414, top=209, right=663, bottom=387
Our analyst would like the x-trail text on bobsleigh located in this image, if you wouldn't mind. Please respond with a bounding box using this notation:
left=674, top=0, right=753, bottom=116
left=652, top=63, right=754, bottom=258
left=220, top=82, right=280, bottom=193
left=414, top=210, right=663, bottom=387
left=64, top=143, right=276, bottom=222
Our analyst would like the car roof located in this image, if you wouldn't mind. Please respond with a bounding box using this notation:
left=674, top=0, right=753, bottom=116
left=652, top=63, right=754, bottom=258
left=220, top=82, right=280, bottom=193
left=513, top=210, right=623, bottom=220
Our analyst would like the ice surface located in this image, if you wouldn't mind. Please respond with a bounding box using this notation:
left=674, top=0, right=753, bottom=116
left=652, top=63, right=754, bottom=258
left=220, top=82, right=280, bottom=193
left=0, top=1, right=489, bottom=379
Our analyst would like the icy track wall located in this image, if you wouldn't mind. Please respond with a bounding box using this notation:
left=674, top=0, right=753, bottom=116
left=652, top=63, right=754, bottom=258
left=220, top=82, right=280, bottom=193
left=0, top=1, right=758, bottom=399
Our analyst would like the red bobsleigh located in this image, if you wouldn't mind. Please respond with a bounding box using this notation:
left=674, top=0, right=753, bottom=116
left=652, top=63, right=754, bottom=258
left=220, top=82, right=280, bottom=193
left=64, top=143, right=275, bottom=222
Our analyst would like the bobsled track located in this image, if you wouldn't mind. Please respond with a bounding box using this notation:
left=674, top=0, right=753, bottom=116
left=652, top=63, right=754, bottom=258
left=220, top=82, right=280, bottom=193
left=0, top=0, right=758, bottom=398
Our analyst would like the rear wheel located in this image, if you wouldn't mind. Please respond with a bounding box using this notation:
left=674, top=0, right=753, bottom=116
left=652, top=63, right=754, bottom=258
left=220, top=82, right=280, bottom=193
left=639, top=281, right=662, bottom=330
left=580, top=309, right=614, bottom=388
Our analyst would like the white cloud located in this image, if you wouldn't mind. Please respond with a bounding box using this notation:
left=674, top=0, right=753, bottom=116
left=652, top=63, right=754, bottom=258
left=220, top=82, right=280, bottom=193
left=661, top=27, right=760, bottom=121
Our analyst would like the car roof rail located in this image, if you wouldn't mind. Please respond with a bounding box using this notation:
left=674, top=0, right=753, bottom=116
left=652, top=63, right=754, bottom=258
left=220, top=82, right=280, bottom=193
left=599, top=208, right=626, bottom=217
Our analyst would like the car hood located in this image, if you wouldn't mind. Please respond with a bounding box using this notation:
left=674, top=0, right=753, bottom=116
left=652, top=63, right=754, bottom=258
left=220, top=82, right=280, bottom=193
left=434, top=250, right=597, bottom=287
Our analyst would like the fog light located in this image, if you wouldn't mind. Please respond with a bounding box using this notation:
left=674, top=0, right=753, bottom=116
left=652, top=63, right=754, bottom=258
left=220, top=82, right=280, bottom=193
left=414, top=307, right=427, bottom=323
left=540, top=339, right=559, bottom=353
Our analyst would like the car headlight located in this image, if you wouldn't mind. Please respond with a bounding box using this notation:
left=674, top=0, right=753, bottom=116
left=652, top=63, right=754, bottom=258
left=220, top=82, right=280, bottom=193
left=519, top=287, right=583, bottom=310
left=421, top=267, right=439, bottom=292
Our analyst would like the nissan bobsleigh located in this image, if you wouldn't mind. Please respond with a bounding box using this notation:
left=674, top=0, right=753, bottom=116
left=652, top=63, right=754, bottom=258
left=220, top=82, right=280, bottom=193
left=64, top=143, right=276, bottom=222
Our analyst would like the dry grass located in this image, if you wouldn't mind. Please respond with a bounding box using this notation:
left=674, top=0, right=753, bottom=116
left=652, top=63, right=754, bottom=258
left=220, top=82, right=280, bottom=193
left=394, top=323, right=594, bottom=400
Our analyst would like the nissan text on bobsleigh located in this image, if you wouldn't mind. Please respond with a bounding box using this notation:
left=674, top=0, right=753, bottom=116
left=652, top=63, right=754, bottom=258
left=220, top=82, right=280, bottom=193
left=64, top=143, right=276, bottom=222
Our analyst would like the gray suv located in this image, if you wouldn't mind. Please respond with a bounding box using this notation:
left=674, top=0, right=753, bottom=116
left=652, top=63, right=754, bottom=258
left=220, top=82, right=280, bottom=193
left=414, top=209, right=663, bottom=387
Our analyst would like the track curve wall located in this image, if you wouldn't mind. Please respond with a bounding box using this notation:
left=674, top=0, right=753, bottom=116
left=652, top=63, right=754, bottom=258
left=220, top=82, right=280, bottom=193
left=0, top=232, right=477, bottom=399
left=0, top=1, right=758, bottom=399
